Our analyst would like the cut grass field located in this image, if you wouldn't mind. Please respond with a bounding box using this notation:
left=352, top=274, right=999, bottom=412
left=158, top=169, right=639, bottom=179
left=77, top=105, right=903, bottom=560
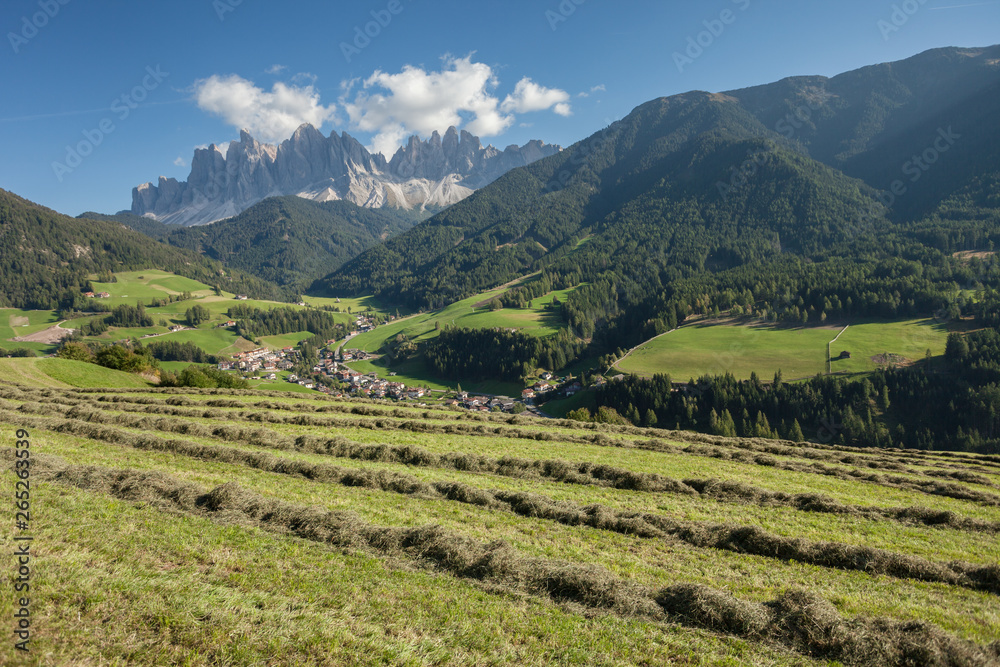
left=1, top=381, right=998, bottom=665
left=254, top=379, right=316, bottom=394
left=617, top=318, right=953, bottom=381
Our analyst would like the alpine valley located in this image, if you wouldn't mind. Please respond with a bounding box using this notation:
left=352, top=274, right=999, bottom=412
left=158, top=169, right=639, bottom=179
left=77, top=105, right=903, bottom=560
left=2, top=44, right=999, bottom=454
left=3, top=20, right=1000, bottom=667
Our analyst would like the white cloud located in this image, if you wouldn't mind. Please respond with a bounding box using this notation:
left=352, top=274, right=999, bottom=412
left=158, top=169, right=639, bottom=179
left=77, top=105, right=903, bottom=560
left=578, top=84, right=606, bottom=98
left=501, top=78, right=572, bottom=116
left=191, top=59, right=570, bottom=156
left=173, top=157, right=187, bottom=167
left=341, top=57, right=574, bottom=156
left=192, top=74, right=337, bottom=143
left=292, top=72, right=318, bottom=85
left=342, top=55, right=514, bottom=156
left=265, top=64, right=287, bottom=75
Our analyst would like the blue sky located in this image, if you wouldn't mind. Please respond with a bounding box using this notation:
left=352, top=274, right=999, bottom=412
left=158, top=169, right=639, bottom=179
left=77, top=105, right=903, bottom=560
left=2, top=0, right=998, bottom=216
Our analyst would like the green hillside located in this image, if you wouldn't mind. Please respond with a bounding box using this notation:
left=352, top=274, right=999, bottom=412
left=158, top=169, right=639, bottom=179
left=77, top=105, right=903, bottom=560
left=0, top=189, right=293, bottom=310
left=0, top=357, right=151, bottom=388
left=1, top=384, right=998, bottom=665
left=322, top=47, right=1000, bottom=356
left=163, top=196, right=417, bottom=289
left=78, top=210, right=172, bottom=240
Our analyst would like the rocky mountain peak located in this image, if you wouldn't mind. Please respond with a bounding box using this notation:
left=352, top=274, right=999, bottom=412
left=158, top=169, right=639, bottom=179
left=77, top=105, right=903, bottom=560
left=132, top=126, right=560, bottom=226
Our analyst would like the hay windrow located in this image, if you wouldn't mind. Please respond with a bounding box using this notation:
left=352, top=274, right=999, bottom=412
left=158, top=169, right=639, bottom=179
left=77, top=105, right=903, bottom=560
left=24, top=456, right=997, bottom=667
left=7, top=384, right=997, bottom=483
left=5, top=400, right=998, bottom=535
left=16, top=384, right=1000, bottom=467
left=8, top=410, right=999, bottom=596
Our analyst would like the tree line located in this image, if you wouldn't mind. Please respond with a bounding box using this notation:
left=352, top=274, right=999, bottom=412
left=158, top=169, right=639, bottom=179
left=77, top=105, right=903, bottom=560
left=588, top=322, right=1000, bottom=454
left=425, top=327, right=585, bottom=382
left=227, top=305, right=349, bottom=349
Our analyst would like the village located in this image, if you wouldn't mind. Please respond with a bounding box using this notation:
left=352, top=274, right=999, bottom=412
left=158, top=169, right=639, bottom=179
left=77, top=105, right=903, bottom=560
left=77, top=287, right=598, bottom=414
left=212, top=312, right=594, bottom=414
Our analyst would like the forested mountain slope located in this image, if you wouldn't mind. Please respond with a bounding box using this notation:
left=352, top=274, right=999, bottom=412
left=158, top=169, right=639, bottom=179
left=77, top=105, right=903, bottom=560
left=321, top=47, right=1000, bottom=350
left=0, top=189, right=290, bottom=309
left=160, top=196, right=416, bottom=289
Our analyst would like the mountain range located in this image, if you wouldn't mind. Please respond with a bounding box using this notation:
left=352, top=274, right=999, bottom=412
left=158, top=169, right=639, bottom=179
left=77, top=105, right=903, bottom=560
left=130, top=126, right=561, bottom=226
left=85, top=196, right=417, bottom=291
left=322, top=45, right=1000, bottom=324
left=5, top=45, right=998, bottom=332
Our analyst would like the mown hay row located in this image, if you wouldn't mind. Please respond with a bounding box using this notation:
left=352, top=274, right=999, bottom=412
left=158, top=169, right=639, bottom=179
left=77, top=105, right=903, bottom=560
left=21, top=454, right=999, bottom=667
left=112, top=397, right=1000, bottom=478
left=80, top=389, right=1000, bottom=471
left=34, top=384, right=1000, bottom=463
left=9, top=410, right=1000, bottom=595
left=6, top=400, right=999, bottom=536
left=11, top=384, right=998, bottom=477
left=11, top=388, right=998, bottom=505
left=678, top=442, right=1000, bottom=502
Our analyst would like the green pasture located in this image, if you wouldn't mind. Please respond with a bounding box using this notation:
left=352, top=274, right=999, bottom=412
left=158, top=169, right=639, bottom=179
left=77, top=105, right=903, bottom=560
left=617, top=318, right=953, bottom=381
left=0, top=357, right=150, bottom=388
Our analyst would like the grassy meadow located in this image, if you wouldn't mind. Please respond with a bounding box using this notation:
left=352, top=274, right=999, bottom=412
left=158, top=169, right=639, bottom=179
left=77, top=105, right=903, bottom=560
left=0, top=358, right=151, bottom=389
left=617, top=318, right=954, bottom=381
left=88, top=270, right=217, bottom=305
left=4, top=271, right=359, bottom=357
left=348, top=283, right=583, bottom=354
left=0, top=309, right=63, bottom=355
left=1, top=371, right=998, bottom=665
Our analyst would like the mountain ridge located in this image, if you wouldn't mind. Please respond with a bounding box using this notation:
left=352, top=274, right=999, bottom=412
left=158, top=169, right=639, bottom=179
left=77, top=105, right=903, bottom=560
left=160, top=196, right=416, bottom=289
left=319, top=45, right=1000, bottom=341
left=131, top=125, right=561, bottom=226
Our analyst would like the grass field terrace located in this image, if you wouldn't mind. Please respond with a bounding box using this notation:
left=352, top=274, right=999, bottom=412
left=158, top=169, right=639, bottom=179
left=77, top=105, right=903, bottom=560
left=2, top=376, right=999, bottom=665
